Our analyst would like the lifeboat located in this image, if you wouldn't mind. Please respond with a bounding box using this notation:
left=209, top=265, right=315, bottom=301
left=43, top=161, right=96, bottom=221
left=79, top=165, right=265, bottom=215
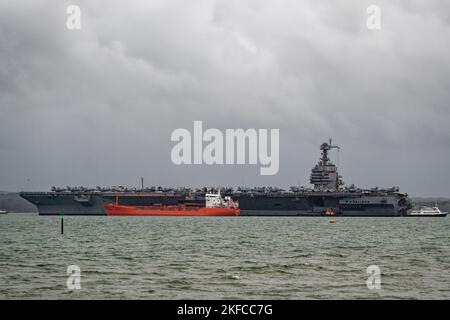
left=104, top=191, right=239, bottom=216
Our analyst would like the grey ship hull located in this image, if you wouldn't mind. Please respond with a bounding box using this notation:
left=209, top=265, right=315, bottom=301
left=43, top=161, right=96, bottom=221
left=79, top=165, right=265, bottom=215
left=20, top=192, right=105, bottom=215
left=239, top=209, right=399, bottom=217
left=236, top=192, right=405, bottom=216
left=20, top=191, right=407, bottom=216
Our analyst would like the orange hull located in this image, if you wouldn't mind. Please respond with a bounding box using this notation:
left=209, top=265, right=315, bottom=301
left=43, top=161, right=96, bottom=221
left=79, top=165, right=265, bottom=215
left=104, top=204, right=240, bottom=216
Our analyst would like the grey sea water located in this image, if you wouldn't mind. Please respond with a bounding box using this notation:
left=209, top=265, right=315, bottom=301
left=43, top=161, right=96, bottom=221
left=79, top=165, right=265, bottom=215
left=0, top=213, right=449, bottom=299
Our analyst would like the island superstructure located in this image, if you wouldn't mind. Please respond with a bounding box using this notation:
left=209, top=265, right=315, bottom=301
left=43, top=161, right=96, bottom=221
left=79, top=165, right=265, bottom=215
left=20, top=140, right=412, bottom=216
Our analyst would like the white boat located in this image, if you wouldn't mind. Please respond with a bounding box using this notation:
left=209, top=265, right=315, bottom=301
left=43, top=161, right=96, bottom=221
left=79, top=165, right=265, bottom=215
left=407, top=205, right=447, bottom=217
left=0, top=210, right=8, bottom=214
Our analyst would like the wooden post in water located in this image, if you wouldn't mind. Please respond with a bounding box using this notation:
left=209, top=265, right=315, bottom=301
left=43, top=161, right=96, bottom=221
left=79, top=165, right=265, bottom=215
left=60, top=210, right=64, bottom=234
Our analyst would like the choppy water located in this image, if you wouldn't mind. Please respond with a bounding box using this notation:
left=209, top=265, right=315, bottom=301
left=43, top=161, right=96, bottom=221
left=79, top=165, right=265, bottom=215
left=0, top=213, right=449, bottom=299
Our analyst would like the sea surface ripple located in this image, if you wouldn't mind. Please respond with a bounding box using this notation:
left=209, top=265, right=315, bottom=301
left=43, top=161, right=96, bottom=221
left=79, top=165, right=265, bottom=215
left=0, top=214, right=449, bottom=299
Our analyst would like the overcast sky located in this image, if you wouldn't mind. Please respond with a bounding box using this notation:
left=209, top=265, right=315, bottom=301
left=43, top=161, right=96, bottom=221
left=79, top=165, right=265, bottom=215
left=1, top=0, right=450, bottom=196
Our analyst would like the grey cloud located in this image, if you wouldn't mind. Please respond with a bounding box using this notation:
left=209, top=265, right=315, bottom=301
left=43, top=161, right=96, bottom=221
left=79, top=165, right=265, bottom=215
left=0, top=0, right=449, bottom=196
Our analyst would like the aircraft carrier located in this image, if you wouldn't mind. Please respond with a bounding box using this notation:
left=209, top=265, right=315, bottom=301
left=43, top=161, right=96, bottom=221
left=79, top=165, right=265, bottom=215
left=20, top=140, right=412, bottom=216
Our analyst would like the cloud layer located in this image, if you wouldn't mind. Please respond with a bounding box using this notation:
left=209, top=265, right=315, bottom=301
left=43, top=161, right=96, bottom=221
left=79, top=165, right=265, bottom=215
left=1, top=0, right=450, bottom=196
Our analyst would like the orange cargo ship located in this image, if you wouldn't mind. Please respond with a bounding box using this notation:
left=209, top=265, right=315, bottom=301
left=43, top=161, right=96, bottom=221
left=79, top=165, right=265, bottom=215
left=104, top=191, right=240, bottom=216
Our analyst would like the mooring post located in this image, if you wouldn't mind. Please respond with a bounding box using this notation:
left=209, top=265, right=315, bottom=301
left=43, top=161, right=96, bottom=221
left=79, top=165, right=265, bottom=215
left=60, top=210, right=64, bottom=234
